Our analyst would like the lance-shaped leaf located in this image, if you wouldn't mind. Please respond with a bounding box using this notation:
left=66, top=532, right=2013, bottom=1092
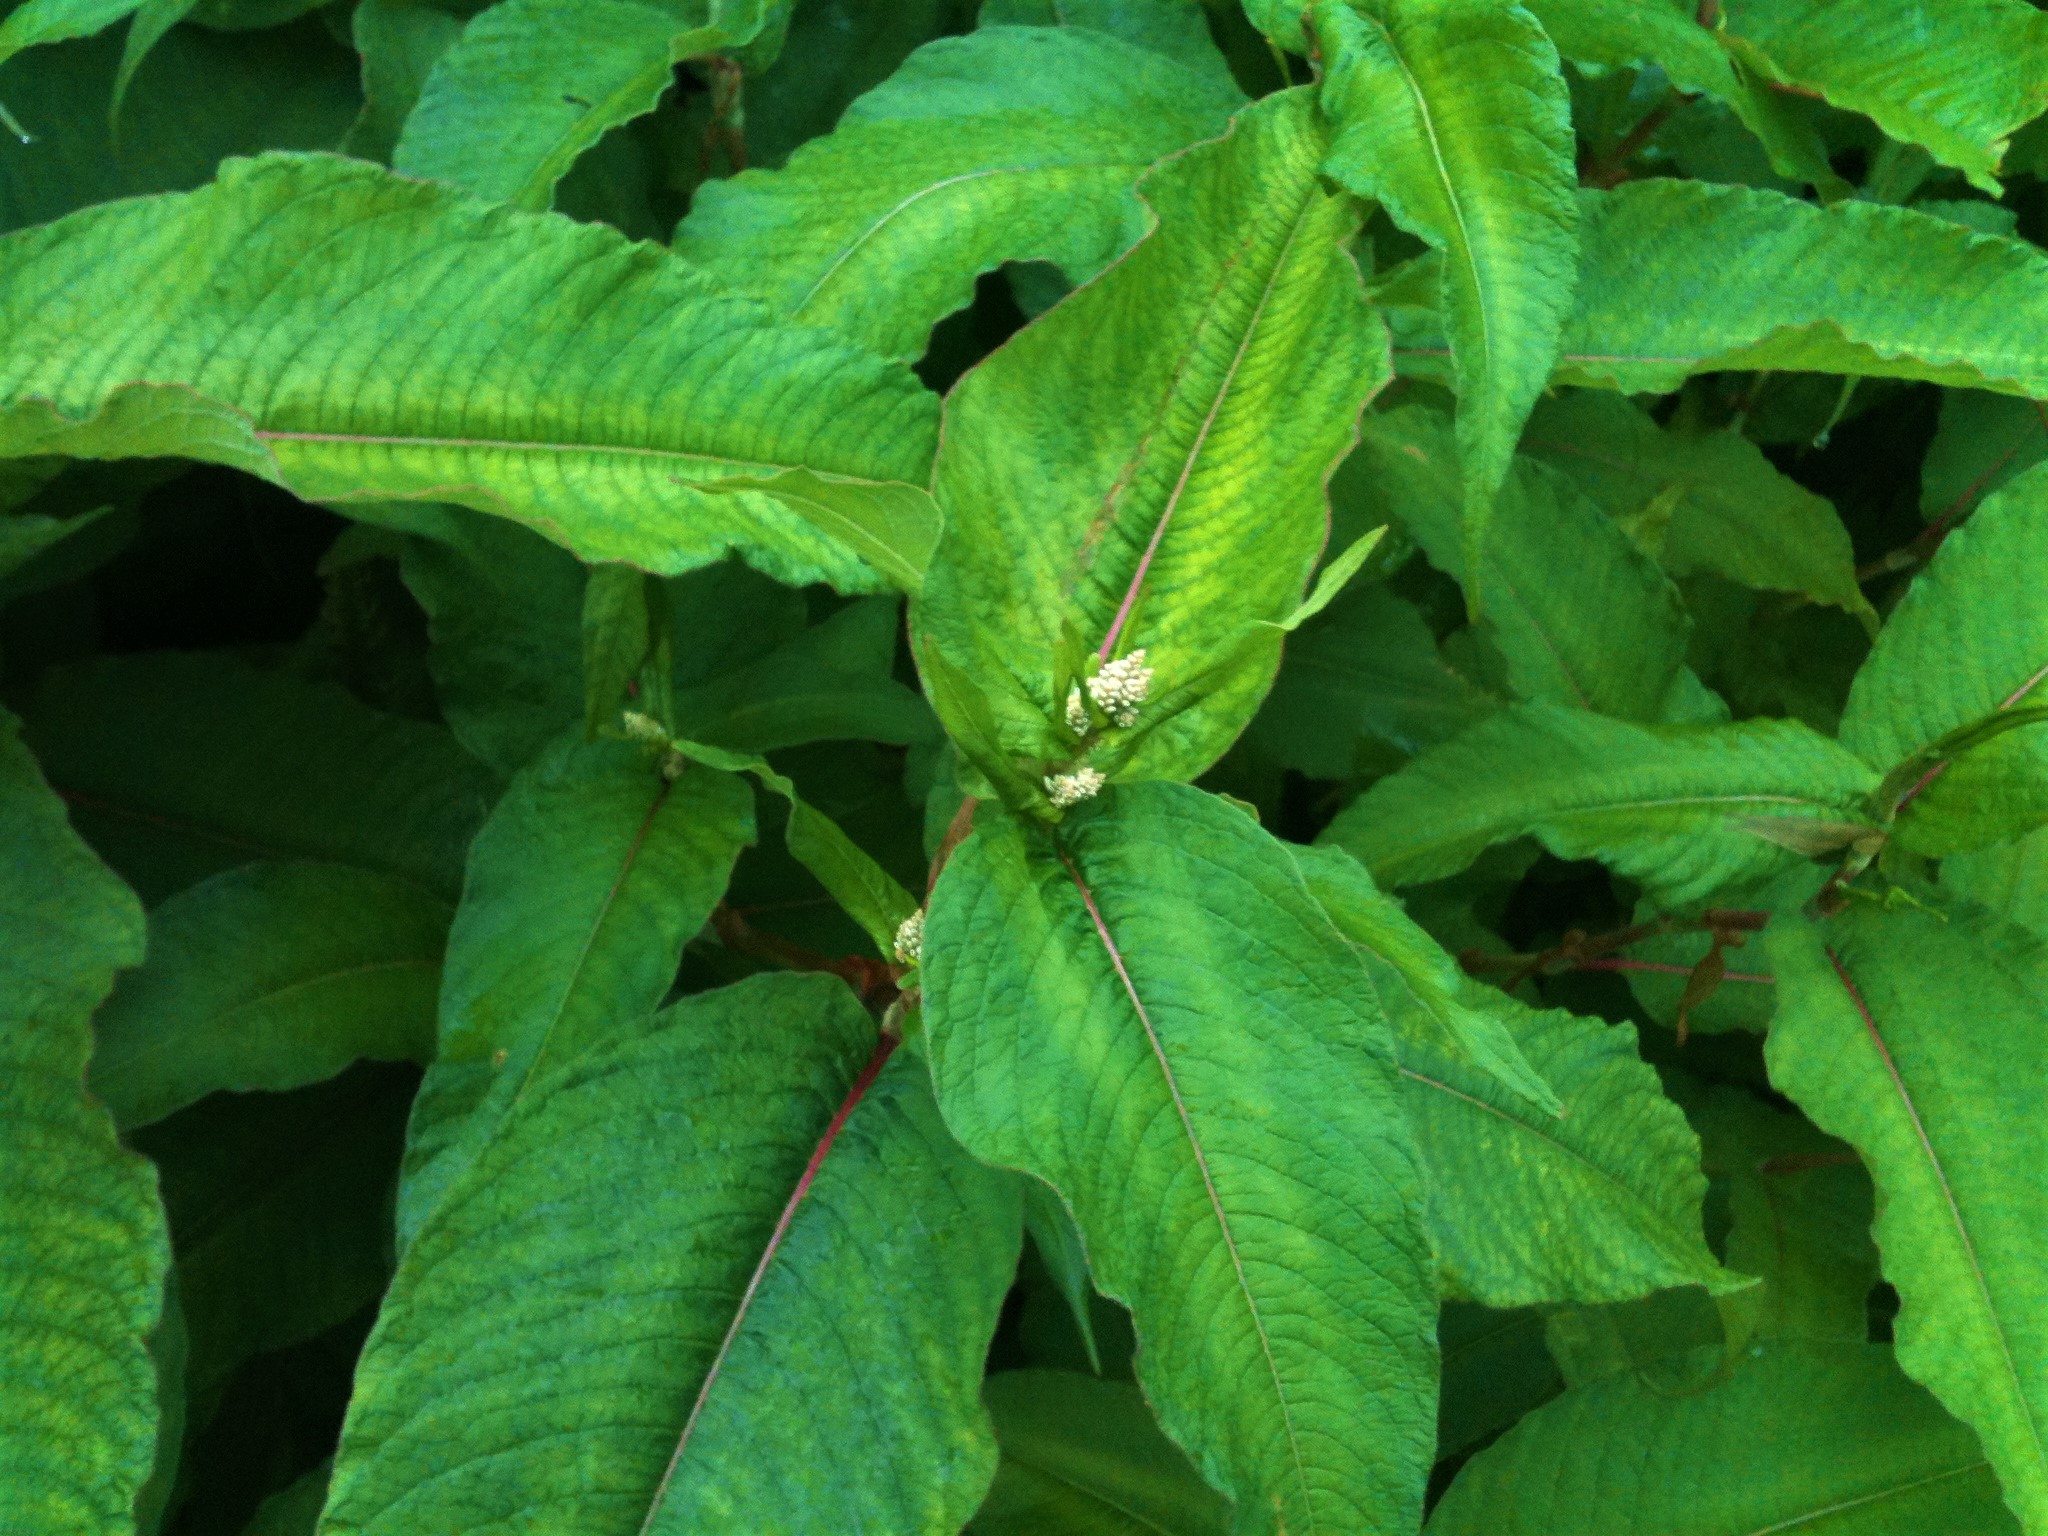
left=1345, top=407, right=1692, bottom=722
left=1767, top=905, right=2048, bottom=1529
left=1428, top=1341, right=2020, bottom=1535
left=971, top=1370, right=1232, bottom=1536
left=0, top=153, right=938, bottom=590
left=1545, top=181, right=2048, bottom=399
left=1313, top=0, right=1579, bottom=582
left=1293, top=842, right=1559, bottom=1116
left=1715, top=0, right=2048, bottom=194
left=675, top=25, right=1244, bottom=361
left=918, top=89, right=1391, bottom=786
left=397, top=733, right=754, bottom=1240
left=0, top=707, right=166, bottom=1536
left=19, top=652, right=494, bottom=905
left=1839, top=464, right=2048, bottom=855
left=1344, top=926, right=1733, bottom=1306
left=1521, top=390, right=1876, bottom=628
left=1944, top=825, right=2048, bottom=943
left=324, top=973, right=1020, bottom=1534
left=395, top=0, right=778, bottom=211
left=1520, top=0, right=1835, bottom=189
left=89, top=861, right=447, bottom=1131
left=1323, top=703, right=1882, bottom=908
left=923, top=783, right=1437, bottom=1536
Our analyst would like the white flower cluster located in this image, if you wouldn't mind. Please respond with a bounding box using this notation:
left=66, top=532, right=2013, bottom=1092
left=1087, top=647, right=1152, bottom=728
left=1044, top=767, right=1107, bottom=808
left=893, top=909, right=925, bottom=965
left=1064, top=686, right=1090, bottom=735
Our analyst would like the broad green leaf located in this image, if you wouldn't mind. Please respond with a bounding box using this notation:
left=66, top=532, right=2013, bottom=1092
left=1436, top=1304, right=1561, bottom=1461
left=1239, top=0, right=1308, bottom=53
left=674, top=25, right=1243, bottom=361
left=923, top=784, right=1437, bottom=1535
left=1371, top=962, right=1733, bottom=1306
left=0, top=153, right=938, bottom=589
left=1428, top=1341, right=2020, bottom=1535
left=1547, top=181, right=2048, bottom=399
left=1313, top=0, right=1579, bottom=582
left=1293, top=842, right=1561, bottom=1117
left=344, top=0, right=464, bottom=163
left=90, top=861, right=447, bottom=1130
left=1840, top=465, right=2048, bottom=854
left=0, top=17, right=361, bottom=233
left=970, top=1371, right=1232, bottom=1536
left=133, top=1067, right=410, bottom=1403
left=1245, top=580, right=1497, bottom=777
left=1322, top=704, right=1884, bottom=908
left=395, top=0, right=774, bottom=211
left=919, top=89, right=1391, bottom=786
left=325, top=974, right=1019, bottom=1534
left=0, top=0, right=143, bottom=66
left=1944, top=826, right=2048, bottom=943
left=0, top=707, right=166, bottom=1536
left=1521, top=390, right=1876, bottom=628
left=398, top=733, right=753, bottom=1238
left=1717, top=0, right=2048, bottom=193
left=982, top=0, right=1224, bottom=70
left=1346, top=407, right=1691, bottom=721
left=244, top=1463, right=330, bottom=1536
left=19, top=652, right=494, bottom=904
left=1521, top=0, right=1836, bottom=189
left=1921, top=390, right=2048, bottom=528
left=1686, top=1084, right=1878, bottom=1343
left=1767, top=905, right=2048, bottom=1530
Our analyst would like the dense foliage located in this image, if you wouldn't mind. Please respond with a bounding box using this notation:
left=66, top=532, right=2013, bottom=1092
left=4, top=0, right=2048, bottom=1531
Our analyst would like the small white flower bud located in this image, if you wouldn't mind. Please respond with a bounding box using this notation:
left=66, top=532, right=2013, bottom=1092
left=893, top=909, right=926, bottom=965
left=621, top=710, right=670, bottom=744
left=1087, top=648, right=1152, bottom=728
left=1065, top=685, right=1090, bottom=736
left=1044, top=767, right=1107, bottom=808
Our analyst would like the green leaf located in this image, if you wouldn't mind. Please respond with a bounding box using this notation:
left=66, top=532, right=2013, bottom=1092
left=1313, top=0, right=1579, bottom=586
left=1716, top=0, right=2048, bottom=193
left=89, top=861, right=447, bottom=1131
left=1521, top=390, right=1877, bottom=629
left=325, top=974, right=1020, bottom=1534
left=0, top=0, right=144, bottom=67
left=1840, top=463, right=2048, bottom=854
left=1428, top=1340, right=2020, bottom=1535
left=344, top=0, right=464, bottom=163
left=673, top=24, right=1243, bottom=360
left=1293, top=842, right=1561, bottom=1117
left=1767, top=904, right=2048, bottom=1530
left=1546, top=181, right=2048, bottom=399
left=1943, top=825, right=2048, bottom=943
left=1376, top=968, right=1734, bottom=1306
left=0, top=153, right=938, bottom=590
left=242, top=1462, right=329, bottom=1536
left=970, top=1371, right=1232, bottom=1536
left=982, top=0, right=1226, bottom=71
left=0, top=706, right=166, bottom=1536
left=1021, top=1182, right=1103, bottom=1377
left=1686, top=1084, right=1878, bottom=1343
left=1522, top=0, right=1838, bottom=189
left=0, top=18, right=361, bottom=234
left=580, top=562, right=661, bottom=738
left=1245, top=580, right=1497, bottom=777
left=696, top=470, right=943, bottom=595
left=919, top=88, right=1391, bottom=785
left=18, top=652, right=494, bottom=904
left=132, top=1067, right=410, bottom=1403
left=923, top=783, right=1437, bottom=1535
left=655, top=732, right=918, bottom=957
left=1268, top=526, right=1385, bottom=633
left=1920, top=390, right=2048, bottom=529
left=1322, top=703, right=1884, bottom=908
left=394, top=0, right=774, bottom=211
left=1436, top=1304, right=1561, bottom=1461
left=1346, top=406, right=1692, bottom=721
left=398, top=733, right=754, bottom=1238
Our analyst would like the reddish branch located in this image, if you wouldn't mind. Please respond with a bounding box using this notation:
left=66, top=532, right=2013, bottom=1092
left=710, top=902, right=899, bottom=1006
left=1460, top=908, right=1772, bottom=1042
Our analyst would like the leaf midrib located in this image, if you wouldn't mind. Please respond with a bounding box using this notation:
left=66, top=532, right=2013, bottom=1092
left=1059, top=847, right=1318, bottom=1533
